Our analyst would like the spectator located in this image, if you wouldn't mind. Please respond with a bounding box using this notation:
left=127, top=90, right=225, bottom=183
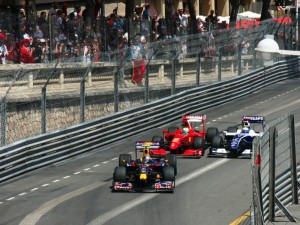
left=133, top=5, right=143, bottom=36
left=49, top=2, right=58, bottom=16
left=37, top=11, right=48, bottom=37
left=66, top=12, right=77, bottom=41
left=142, top=3, right=150, bottom=20
left=0, top=33, right=8, bottom=64
left=20, top=38, right=35, bottom=63
left=61, top=2, right=68, bottom=15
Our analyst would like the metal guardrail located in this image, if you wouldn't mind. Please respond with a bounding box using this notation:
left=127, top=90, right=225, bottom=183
left=0, top=58, right=299, bottom=183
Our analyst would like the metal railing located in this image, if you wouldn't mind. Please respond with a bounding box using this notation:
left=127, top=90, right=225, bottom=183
left=0, top=57, right=299, bottom=183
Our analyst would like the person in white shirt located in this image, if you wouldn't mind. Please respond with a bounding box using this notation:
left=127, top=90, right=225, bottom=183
left=0, top=34, right=8, bottom=64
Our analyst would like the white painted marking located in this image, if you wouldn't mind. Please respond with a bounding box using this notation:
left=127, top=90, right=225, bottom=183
left=87, top=159, right=229, bottom=225
left=53, top=180, right=60, bottom=183
left=93, top=164, right=100, bottom=167
left=6, top=197, right=15, bottom=201
left=42, top=184, right=49, bottom=187
left=103, top=161, right=109, bottom=164
left=63, top=176, right=70, bottom=179
left=84, top=168, right=90, bottom=171
left=111, top=158, right=117, bottom=161
left=74, top=172, right=81, bottom=175
left=212, top=119, right=217, bottom=122
left=31, top=188, right=38, bottom=192
left=0, top=202, right=3, bottom=205
left=217, top=117, right=222, bottom=120
left=127, top=151, right=133, bottom=154
left=19, top=182, right=106, bottom=225
left=19, top=193, right=27, bottom=196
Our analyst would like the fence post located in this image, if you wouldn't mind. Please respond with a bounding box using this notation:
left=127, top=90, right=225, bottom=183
left=253, top=45, right=257, bottom=70
left=196, top=53, right=201, bottom=87
left=114, top=69, right=119, bottom=113
left=80, top=79, right=85, bottom=123
left=269, top=126, right=276, bottom=221
left=171, top=58, right=176, bottom=95
left=238, top=44, right=242, bottom=75
left=41, top=87, right=46, bottom=134
left=289, top=114, right=298, bottom=204
left=144, top=63, right=149, bottom=103
left=1, top=100, right=6, bottom=146
left=59, top=69, right=64, bottom=87
left=218, top=47, right=222, bottom=81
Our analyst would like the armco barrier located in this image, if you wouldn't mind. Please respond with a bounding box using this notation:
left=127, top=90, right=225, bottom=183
left=0, top=58, right=299, bottom=183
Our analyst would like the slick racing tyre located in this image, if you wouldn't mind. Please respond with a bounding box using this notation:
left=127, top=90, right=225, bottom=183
left=163, top=167, right=175, bottom=181
left=119, top=154, right=131, bottom=166
left=211, top=136, right=223, bottom=148
left=166, top=154, right=177, bottom=175
left=114, top=167, right=127, bottom=182
left=193, top=136, right=205, bottom=149
left=206, top=127, right=219, bottom=143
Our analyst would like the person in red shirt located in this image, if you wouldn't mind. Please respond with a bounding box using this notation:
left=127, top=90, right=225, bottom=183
left=20, top=39, right=35, bottom=63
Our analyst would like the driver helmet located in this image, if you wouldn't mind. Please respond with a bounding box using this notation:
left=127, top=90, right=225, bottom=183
left=242, top=126, right=249, bottom=134
left=183, top=127, right=189, bottom=135
left=143, top=155, right=150, bottom=163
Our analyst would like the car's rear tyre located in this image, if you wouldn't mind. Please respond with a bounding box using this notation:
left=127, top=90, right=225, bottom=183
left=212, top=136, right=223, bottom=148
left=119, top=154, right=131, bottom=166
left=193, top=136, right=205, bottom=149
left=165, top=154, right=177, bottom=175
left=206, top=127, right=219, bottom=143
left=163, top=167, right=175, bottom=181
left=227, top=126, right=237, bottom=133
left=114, top=167, right=127, bottom=182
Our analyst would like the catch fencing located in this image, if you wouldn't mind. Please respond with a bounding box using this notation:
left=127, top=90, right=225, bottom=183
left=0, top=18, right=295, bottom=146
left=251, top=114, right=300, bottom=224
left=0, top=57, right=299, bottom=183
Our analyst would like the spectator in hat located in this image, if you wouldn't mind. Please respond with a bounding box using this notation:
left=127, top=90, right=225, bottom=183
left=0, top=33, right=8, bottom=64
left=20, top=39, right=35, bottom=63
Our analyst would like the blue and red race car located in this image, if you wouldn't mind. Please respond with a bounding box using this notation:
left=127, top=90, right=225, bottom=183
left=112, top=142, right=177, bottom=192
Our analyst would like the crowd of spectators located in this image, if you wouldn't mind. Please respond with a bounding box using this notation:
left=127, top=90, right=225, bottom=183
left=0, top=2, right=225, bottom=65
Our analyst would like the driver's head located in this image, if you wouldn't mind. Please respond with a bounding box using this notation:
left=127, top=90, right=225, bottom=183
left=242, top=126, right=249, bottom=134
left=183, top=127, right=189, bottom=135
left=143, top=156, right=150, bottom=163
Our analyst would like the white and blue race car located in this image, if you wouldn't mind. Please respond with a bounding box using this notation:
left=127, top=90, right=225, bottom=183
left=208, top=116, right=265, bottom=158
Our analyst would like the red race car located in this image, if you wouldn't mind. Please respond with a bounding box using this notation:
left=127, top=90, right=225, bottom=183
left=153, top=114, right=218, bottom=158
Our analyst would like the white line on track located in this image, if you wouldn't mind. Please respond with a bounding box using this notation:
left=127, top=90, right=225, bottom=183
left=53, top=180, right=60, bottom=182
left=31, top=188, right=38, bottom=192
left=103, top=161, right=109, bottom=164
left=6, top=197, right=15, bottom=201
left=74, top=172, right=81, bottom=174
left=87, top=159, right=229, bottom=225
left=63, top=176, right=70, bottom=179
left=19, top=193, right=27, bottom=196
left=84, top=168, right=90, bottom=171
left=93, top=164, right=100, bottom=167
left=111, top=158, right=118, bottom=160
left=0, top=202, right=3, bottom=205
left=41, top=184, right=49, bottom=187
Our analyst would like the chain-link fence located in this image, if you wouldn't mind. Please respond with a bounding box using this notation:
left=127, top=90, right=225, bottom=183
left=251, top=114, right=300, bottom=224
left=0, top=18, right=296, bottom=146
